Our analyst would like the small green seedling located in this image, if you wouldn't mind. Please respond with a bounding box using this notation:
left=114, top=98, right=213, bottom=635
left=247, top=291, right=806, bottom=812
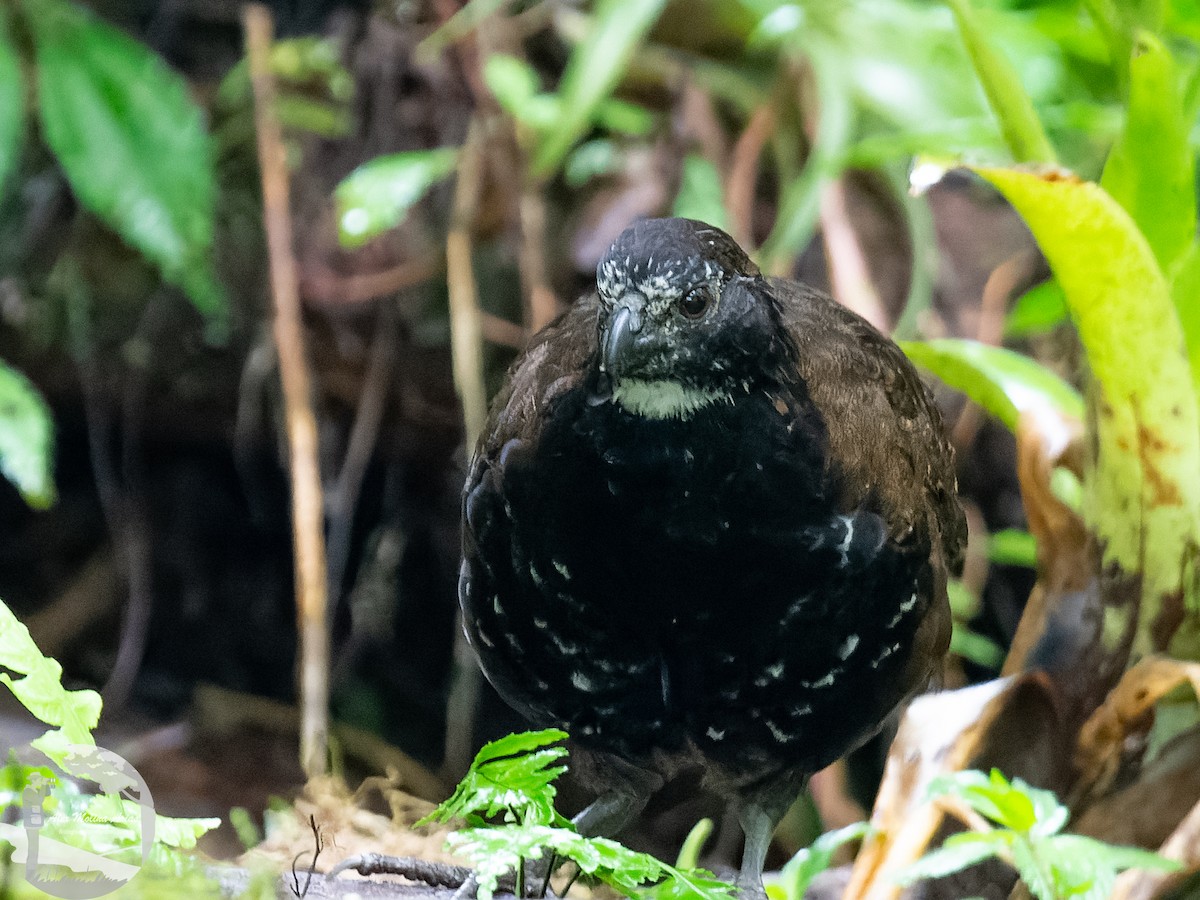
left=896, top=768, right=1181, bottom=900
left=421, top=729, right=736, bottom=900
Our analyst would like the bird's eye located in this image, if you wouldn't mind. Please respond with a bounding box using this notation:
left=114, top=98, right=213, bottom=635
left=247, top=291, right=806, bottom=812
left=676, top=288, right=712, bottom=320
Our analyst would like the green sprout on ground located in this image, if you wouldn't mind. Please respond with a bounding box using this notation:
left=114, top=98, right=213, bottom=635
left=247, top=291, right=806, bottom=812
left=420, top=728, right=736, bottom=900
left=896, top=768, right=1180, bottom=900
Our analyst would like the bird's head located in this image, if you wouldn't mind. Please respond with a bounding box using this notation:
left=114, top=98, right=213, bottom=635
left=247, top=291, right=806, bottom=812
left=594, top=218, right=783, bottom=419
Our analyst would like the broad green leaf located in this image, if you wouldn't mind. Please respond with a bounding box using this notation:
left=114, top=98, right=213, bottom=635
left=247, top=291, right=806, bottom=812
left=673, top=155, right=729, bottom=232
left=532, top=0, right=667, bottom=175
left=0, top=600, right=100, bottom=757
left=1101, top=32, right=1195, bottom=273
left=335, top=148, right=458, bottom=248
left=944, top=0, right=1056, bottom=163
left=900, top=339, right=1084, bottom=433
left=153, top=812, right=222, bottom=849
left=976, top=166, right=1200, bottom=658
left=1010, top=836, right=1057, bottom=900
left=1049, top=834, right=1181, bottom=875
left=894, top=831, right=1010, bottom=883
left=564, top=139, right=622, bottom=187
left=1005, top=280, right=1069, bottom=338
left=484, top=54, right=540, bottom=117
left=26, top=0, right=227, bottom=335
left=780, top=821, right=870, bottom=899
left=757, top=43, right=854, bottom=272
left=0, top=12, right=24, bottom=194
left=1171, top=239, right=1200, bottom=386
left=419, top=728, right=569, bottom=828
left=989, top=529, right=1037, bottom=568
left=0, top=361, right=55, bottom=509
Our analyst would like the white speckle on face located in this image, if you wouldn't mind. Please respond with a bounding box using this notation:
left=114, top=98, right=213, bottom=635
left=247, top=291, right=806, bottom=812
left=765, top=720, right=792, bottom=743
left=533, top=617, right=548, bottom=630
left=571, top=670, right=599, bottom=692
left=768, top=662, right=785, bottom=678
left=790, top=704, right=812, bottom=716
left=553, top=560, right=572, bottom=581
left=838, top=634, right=860, bottom=660
left=706, top=726, right=725, bottom=741
left=612, top=378, right=729, bottom=419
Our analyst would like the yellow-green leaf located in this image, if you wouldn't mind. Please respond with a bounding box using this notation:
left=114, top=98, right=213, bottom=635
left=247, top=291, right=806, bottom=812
left=976, top=166, right=1200, bottom=657
left=1101, top=32, right=1195, bottom=273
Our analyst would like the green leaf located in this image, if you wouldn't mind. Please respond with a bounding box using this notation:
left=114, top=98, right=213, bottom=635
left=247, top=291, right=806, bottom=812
left=0, top=599, right=100, bottom=759
left=0, top=361, right=56, bottom=509
left=1049, top=834, right=1181, bottom=875
left=944, top=0, right=1056, bottom=163
left=757, top=43, right=854, bottom=271
left=484, top=54, right=540, bottom=117
left=900, top=339, right=1084, bottom=433
left=1100, top=32, right=1195, bottom=273
left=894, top=831, right=1011, bottom=884
left=26, top=0, right=227, bottom=335
left=0, top=11, right=25, bottom=195
left=153, top=812, right=222, bottom=849
left=780, top=821, right=870, bottom=899
left=989, top=529, right=1037, bottom=568
left=675, top=817, right=713, bottom=870
left=531, top=0, right=667, bottom=175
left=335, top=148, right=458, bottom=248
left=950, top=624, right=1005, bottom=669
left=1005, top=280, right=1069, bottom=338
left=673, top=155, right=729, bottom=232
left=1010, top=835, right=1057, bottom=900
left=419, top=728, right=569, bottom=828
left=1173, top=241, right=1200, bottom=386
left=976, top=166, right=1200, bottom=659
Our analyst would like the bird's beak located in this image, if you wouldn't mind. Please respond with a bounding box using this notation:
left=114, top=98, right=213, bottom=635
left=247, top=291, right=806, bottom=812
left=600, top=301, right=644, bottom=379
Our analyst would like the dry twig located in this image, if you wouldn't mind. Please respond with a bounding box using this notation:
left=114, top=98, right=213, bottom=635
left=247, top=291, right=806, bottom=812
left=245, top=2, right=331, bottom=778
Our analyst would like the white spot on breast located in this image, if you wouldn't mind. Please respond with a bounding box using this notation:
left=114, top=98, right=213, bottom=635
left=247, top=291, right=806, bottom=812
left=530, top=566, right=545, bottom=588
left=838, top=634, right=860, bottom=659
left=571, top=670, right=599, bottom=691
left=790, top=704, right=812, bottom=716
left=871, top=642, right=902, bottom=669
left=706, top=727, right=725, bottom=741
left=551, top=633, right=581, bottom=656
left=836, top=515, right=855, bottom=567
left=553, top=560, right=572, bottom=581
left=492, top=595, right=503, bottom=615
left=801, top=669, right=839, bottom=689
left=765, top=720, right=793, bottom=743
left=477, top=630, right=495, bottom=649
left=533, top=617, right=548, bottom=630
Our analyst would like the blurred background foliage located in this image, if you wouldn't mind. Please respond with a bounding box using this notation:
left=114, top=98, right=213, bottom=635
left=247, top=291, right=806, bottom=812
left=3, top=0, right=1200, bottom=889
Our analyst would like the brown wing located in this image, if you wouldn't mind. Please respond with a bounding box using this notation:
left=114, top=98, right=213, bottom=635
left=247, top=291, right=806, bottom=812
left=770, top=277, right=967, bottom=578
left=472, top=294, right=601, bottom=464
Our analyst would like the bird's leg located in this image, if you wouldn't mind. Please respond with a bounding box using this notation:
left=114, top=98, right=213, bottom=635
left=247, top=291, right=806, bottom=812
left=573, top=789, right=649, bottom=837
left=736, top=801, right=781, bottom=900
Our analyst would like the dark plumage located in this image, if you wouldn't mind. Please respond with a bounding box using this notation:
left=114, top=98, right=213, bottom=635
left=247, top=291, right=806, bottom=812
left=460, top=218, right=965, bottom=893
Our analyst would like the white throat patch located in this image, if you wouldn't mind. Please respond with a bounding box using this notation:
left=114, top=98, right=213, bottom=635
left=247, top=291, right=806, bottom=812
left=611, top=378, right=728, bottom=420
